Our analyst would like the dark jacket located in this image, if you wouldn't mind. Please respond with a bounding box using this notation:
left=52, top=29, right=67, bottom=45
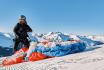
left=14, top=23, right=32, bottom=40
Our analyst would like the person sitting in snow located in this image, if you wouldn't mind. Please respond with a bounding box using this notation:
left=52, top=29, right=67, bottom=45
left=13, top=15, right=32, bottom=53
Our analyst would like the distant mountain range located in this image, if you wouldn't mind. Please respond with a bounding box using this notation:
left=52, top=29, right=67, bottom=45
left=0, top=32, right=104, bottom=57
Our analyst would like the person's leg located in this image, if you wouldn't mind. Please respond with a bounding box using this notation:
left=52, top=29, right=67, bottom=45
left=13, top=39, right=20, bottom=53
left=24, top=42, right=38, bottom=61
left=26, top=42, right=38, bottom=57
left=23, top=38, right=30, bottom=48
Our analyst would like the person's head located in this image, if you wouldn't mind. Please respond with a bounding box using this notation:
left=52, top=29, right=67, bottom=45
left=19, top=15, right=27, bottom=25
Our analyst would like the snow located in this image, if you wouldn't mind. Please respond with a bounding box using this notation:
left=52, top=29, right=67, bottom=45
left=0, top=32, right=104, bottom=70
left=92, top=35, right=104, bottom=42
left=0, top=45, right=104, bottom=70
left=3, top=33, right=11, bottom=38
left=0, top=32, right=13, bottom=48
left=0, top=32, right=103, bottom=48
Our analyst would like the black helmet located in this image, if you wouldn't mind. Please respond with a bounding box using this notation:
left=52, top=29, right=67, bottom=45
left=19, top=15, right=26, bottom=20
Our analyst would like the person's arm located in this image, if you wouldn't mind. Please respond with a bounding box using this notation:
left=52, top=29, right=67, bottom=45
left=26, top=25, right=32, bottom=32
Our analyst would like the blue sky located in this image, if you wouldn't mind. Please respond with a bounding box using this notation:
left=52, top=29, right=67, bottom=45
left=0, top=0, right=104, bottom=35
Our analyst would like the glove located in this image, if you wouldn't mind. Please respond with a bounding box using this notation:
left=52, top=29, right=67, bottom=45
left=27, top=37, right=31, bottom=42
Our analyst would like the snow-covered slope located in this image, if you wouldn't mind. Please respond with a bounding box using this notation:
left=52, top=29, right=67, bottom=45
left=0, top=45, right=104, bottom=70
left=0, top=32, right=104, bottom=70
left=0, top=32, right=103, bottom=48
left=0, top=32, right=13, bottom=48
left=0, top=32, right=13, bottom=57
left=92, top=35, right=104, bottom=42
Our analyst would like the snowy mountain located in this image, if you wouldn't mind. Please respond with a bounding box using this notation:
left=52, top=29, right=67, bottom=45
left=77, top=35, right=104, bottom=47
left=0, top=32, right=104, bottom=70
left=0, top=32, right=104, bottom=48
left=0, top=32, right=13, bottom=48
left=0, top=32, right=14, bottom=57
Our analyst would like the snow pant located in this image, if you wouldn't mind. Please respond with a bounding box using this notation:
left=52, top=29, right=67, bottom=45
left=13, top=38, right=30, bottom=52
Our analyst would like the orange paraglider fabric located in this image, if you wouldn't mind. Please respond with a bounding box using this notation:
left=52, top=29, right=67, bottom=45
left=29, top=52, right=47, bottom=61
left=2, top=47, right=28, bottom=66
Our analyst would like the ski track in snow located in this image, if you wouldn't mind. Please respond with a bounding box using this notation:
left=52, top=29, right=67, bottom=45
left=0, top=45, right=104, bottom=70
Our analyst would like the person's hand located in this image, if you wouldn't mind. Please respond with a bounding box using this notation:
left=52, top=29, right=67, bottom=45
left=27, top=37, right=31, bottom=42
left=16, top=35, right=19, bottom=39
